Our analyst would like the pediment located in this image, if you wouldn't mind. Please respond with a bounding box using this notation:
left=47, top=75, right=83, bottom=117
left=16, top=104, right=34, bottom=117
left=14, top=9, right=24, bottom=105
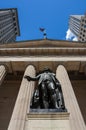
left=0, top=39, right=86, bottom=48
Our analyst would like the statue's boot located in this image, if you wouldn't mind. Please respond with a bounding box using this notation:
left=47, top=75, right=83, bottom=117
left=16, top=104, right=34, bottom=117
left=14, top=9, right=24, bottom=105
left=51, top=94, right=59, bottom=109
left=42, top=100, right=49, bottom=109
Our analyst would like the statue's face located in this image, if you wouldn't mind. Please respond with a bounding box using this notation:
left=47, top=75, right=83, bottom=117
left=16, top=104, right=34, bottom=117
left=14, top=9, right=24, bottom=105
left=43, top=68, right=51, bottom=72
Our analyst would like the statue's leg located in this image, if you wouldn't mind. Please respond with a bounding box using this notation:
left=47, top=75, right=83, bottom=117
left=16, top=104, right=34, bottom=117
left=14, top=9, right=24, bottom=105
left=31, top=89, right=40, bottom=108
left=47, top=82, right=59, bottom=109
left=59, top=91, right=65, bottom=109
left=40, top=82, right=49, bottom=108
left=56, top=83, right=65, bottom=109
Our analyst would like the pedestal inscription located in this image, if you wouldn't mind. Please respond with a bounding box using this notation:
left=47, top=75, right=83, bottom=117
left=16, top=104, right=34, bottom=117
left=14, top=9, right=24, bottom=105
left=25, top=112, right=70, bottom=130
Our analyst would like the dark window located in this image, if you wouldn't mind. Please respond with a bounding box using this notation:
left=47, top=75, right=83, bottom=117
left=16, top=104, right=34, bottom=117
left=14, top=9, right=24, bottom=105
left=82, top=19, right=84, bottom=22
left=14, top=23, right=16, bottom=26
left=81, top=28, right=83, bottom=31
left=13, top=18, right=15, bottom=21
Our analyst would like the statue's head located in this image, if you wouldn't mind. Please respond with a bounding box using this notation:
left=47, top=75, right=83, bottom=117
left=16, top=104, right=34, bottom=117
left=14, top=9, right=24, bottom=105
left=36, top=67, right=52, bottom=75
left=43, top=67, right=52, bottom=72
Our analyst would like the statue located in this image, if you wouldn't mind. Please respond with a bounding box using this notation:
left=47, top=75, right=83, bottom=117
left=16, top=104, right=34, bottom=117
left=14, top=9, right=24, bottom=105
left=24, top=68, right=65, bottom=110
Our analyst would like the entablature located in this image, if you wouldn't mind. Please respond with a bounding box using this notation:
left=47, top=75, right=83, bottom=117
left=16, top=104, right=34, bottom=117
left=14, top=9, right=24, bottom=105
left=0, top=56, right=86, bottom=73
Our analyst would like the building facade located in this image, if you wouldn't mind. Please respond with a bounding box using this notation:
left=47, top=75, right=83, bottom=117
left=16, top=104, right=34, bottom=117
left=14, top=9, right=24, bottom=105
left=0, top=8, right=20, bottom=44
left=69, top=15, right=86, bottom=42
left=0, top=39, right=86, bottom=130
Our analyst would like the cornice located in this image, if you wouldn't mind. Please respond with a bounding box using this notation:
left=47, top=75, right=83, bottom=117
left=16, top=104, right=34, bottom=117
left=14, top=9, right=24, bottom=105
left=0, top=39, right=86, bottom=48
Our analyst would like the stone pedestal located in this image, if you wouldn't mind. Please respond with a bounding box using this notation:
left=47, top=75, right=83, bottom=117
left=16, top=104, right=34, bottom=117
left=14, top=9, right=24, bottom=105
left=25, top=112, right=70, bottom=130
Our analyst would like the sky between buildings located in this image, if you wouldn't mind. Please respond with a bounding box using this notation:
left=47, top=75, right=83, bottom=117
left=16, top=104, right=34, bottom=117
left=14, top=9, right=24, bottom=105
left=0, top=0, right=86, bottom=41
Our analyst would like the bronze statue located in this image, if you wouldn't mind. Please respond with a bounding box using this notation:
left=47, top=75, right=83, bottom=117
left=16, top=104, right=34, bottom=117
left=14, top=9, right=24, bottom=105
left=24, top=68, right=65, bottom=110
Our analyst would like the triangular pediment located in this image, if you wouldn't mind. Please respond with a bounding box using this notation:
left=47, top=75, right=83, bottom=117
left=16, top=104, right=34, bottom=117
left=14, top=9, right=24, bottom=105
left=0, top=39, right=86, bottom=48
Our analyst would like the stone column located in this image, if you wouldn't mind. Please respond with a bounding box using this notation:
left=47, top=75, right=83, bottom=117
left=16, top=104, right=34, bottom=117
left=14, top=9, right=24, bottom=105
left=0, top=65, right=6, bottom=85
left=8, top=65, right=36, bottom=130
left=56, top=65, right=86, bottom=130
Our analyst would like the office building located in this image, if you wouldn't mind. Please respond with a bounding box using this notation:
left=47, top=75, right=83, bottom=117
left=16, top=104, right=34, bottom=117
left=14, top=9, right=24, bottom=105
left=0, top=8, right=20, bottom=43
left=69, top=15, right=86, bottom=42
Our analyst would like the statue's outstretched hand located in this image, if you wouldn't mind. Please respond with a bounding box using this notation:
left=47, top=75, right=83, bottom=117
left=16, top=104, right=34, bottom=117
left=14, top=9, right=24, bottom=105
left=24, top=75, right=31, bottom=81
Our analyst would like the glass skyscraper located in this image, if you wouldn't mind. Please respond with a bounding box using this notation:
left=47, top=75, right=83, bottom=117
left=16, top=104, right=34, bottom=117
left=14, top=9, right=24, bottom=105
left=69, top=15, right=86, bottom=42
left=0, top=8, right=20, bottom=44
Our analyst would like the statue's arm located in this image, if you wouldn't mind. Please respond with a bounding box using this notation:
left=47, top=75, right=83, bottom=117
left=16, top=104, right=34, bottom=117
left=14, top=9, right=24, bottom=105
left=24, top=75, right=40, bottom=81
left=52, top=74, right=62, bottom=90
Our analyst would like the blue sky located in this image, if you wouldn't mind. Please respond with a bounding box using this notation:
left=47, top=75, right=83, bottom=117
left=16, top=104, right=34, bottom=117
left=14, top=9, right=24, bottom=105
left=0, top=0, right=86, bottom=41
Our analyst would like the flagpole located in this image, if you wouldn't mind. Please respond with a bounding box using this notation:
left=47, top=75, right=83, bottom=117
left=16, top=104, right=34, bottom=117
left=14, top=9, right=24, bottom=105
left=39, top=28, right=47, bottom=39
